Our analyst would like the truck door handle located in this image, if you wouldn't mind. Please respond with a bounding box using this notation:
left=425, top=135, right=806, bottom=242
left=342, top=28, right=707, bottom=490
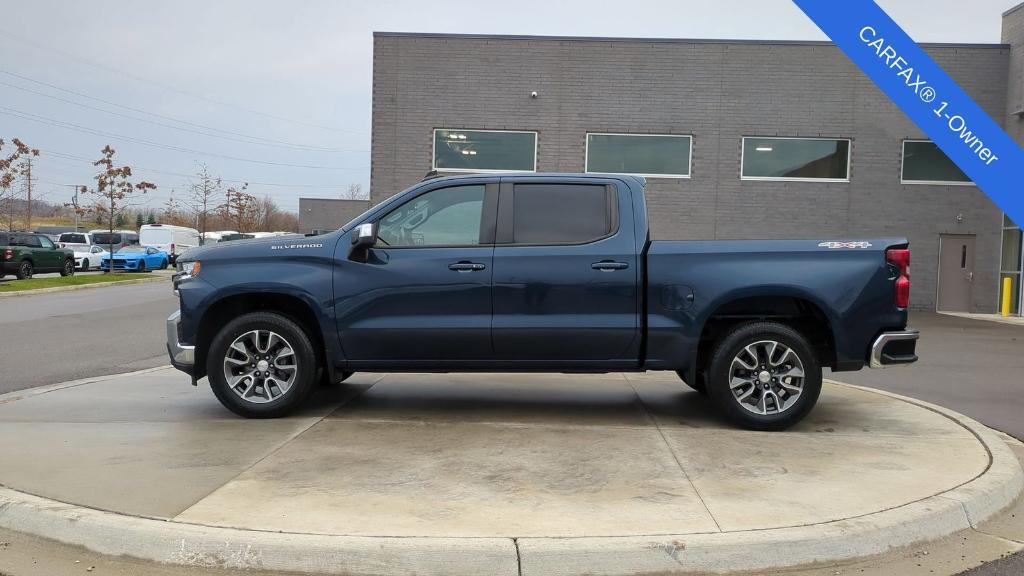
left=592, top=260, right=629, bottom=271
left=448, top=261, right=486, bottom=272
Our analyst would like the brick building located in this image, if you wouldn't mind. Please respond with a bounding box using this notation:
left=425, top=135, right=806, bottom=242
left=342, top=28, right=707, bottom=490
left=305, top=4, right=1024, bottom=314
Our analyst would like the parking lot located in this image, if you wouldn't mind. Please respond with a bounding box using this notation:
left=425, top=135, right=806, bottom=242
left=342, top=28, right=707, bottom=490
left=0, top=281, right=1022, bottom=575
left=0, top=276, right=176, bottom=394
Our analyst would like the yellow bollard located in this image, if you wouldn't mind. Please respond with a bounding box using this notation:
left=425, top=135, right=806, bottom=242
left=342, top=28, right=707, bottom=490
left=1002, top=276, right=1013, bottom=317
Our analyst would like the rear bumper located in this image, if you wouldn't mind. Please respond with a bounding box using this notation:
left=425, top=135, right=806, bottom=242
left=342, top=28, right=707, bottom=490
left=869, top=330, right=919, bottom=368
left=166, top=310, right=195, bottom=373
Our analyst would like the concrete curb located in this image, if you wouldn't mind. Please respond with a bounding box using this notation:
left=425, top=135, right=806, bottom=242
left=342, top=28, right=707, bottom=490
left=0, top=274, right=169, bottom=298
left=0, top=488, right=519, bottom=576
left=0, top=376, right=1020, bottom=575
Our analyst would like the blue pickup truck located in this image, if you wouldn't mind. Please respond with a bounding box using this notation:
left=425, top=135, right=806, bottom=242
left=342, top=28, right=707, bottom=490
left=167, top=173, right=917, bottom=430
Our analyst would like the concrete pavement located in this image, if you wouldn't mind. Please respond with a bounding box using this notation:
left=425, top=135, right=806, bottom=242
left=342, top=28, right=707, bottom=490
left=0, top=279, right=176, bottom=394
left=0, top=368, right=1019, bottom=575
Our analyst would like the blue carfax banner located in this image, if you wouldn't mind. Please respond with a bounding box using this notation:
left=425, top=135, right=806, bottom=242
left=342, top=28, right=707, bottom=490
left=793, top=0, right=1023, bottom=225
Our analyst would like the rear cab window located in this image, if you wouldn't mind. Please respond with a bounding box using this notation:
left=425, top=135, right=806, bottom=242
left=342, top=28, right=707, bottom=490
left=503, top=183, right=617, bottom=245
left=92, top=233, right=122, bottom=246
left=59, top=233, right=89, bottom=244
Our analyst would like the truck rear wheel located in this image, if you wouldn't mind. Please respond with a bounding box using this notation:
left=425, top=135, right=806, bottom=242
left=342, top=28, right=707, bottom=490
left=705, top=322, right=821, bottom=431
left=207, top=312, right=318, bottom=418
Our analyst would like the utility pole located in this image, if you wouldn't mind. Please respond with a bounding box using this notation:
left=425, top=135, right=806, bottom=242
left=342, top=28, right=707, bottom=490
left=68, top=184, right=82, bottom=231
left=22, top=157, right=33, bottom=230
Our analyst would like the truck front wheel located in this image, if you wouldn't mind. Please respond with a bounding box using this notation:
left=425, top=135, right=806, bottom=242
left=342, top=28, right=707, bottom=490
left=206, top=312, right=318, bottom=418
left=706, top=322, right=821, bottom=431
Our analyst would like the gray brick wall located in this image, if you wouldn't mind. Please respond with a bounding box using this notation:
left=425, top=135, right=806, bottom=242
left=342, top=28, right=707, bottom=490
left=298, top=198, right=370, bottom=234
left=371, top=33, right=1011, bottom=312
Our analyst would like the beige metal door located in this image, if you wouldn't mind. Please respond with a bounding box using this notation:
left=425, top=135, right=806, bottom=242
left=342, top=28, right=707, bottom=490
left=937, top=234, right=975, bottom=312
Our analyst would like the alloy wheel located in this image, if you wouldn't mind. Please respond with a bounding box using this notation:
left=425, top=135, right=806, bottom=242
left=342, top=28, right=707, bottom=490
left=221, top=329, right=299, bottom=404
left=728, top=340, right=805, bottom=416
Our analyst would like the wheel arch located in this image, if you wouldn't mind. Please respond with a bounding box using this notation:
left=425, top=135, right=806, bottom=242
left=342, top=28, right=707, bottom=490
left=195, top=291, right=329, bottom=382
left=688, top=289, right=838, bottom=386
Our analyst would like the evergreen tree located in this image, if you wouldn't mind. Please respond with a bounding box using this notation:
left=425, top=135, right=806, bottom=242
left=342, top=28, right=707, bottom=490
left=135, top=212, right=144, bottom=228
left=146, top=212, right=156, bottom=225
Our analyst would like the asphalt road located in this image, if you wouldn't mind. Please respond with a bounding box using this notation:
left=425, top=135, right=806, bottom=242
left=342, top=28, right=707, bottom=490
left=0, top=280, right=177, bottom=394
left=830, top=311, right=1024, bottom=441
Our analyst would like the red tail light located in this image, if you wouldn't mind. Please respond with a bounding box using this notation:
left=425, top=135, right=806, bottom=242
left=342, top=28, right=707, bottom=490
left=170, top=243, right=176, bottom=253
left=887, top=248, right=911, bottom=309
left=2, top=249, right=12, bottom=260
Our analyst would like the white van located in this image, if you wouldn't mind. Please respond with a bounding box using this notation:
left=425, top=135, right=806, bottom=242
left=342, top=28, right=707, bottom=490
left=139, top=224, right=200, bottom=263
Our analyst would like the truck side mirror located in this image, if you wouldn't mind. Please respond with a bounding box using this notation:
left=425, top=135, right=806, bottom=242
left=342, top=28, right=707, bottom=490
left=351, top=222, right=376, bottom=248
left=349, top=222, right=377, bottom=261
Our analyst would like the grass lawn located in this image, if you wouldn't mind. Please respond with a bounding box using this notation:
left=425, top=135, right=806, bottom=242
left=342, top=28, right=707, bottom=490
left=0, top=273, right=161, bottom=293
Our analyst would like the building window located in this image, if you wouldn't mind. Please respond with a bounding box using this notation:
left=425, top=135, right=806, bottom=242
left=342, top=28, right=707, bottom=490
left=433, top=129, right=536, bottom=173
left=1001, top=215, right=1023, bottom=316
left=901, top=140, right=972, bottom=185
left=741, top=137, right=851, bottom=181
left=585, top=133, right=692, bottom=177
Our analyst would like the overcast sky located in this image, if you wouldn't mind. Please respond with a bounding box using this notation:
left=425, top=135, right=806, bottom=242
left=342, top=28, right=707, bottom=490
left=1, top=0, right=1019, bottom=212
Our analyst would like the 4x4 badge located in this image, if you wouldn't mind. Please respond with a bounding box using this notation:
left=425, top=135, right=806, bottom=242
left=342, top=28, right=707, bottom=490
left=818, top=241, right=873, bottom=249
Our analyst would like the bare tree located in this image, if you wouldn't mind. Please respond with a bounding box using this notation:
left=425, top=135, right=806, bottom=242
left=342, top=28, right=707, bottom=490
left=342, top=182, right=363, bottom=200
left=162, top=191, right=183, bottom=225
left=187, top=163, right=223, bottom=243
left=81, top=146, right=156, bottom=272
left=221, top=183, right=256, bottom=232
left=250, top=195, right=296, bottom=232
left=0, top=138, right=38, bottom=231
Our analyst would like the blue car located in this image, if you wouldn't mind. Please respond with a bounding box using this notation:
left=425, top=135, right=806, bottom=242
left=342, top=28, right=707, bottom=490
left=100, top=245, right=169, bottom=272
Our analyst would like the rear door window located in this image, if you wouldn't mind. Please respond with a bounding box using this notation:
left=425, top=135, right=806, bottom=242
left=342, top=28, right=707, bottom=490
left=510, top=184, right=615, bottom=244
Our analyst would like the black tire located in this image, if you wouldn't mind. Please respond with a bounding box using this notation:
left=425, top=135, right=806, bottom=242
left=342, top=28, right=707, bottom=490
left=60, top=259, right=75, bottom=277
left=207, top=312, right=318, bottom=418
left=675, top=370, right=707, bottom=394
left=15, top=260, right=33, bottom=280
left=705, top=322, right=821, bottom=431
left=160, top=258, right=169, bottom=270
left=81, top=258, right=89, bottom=271
left=138, top=261, right=146, bottom=273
